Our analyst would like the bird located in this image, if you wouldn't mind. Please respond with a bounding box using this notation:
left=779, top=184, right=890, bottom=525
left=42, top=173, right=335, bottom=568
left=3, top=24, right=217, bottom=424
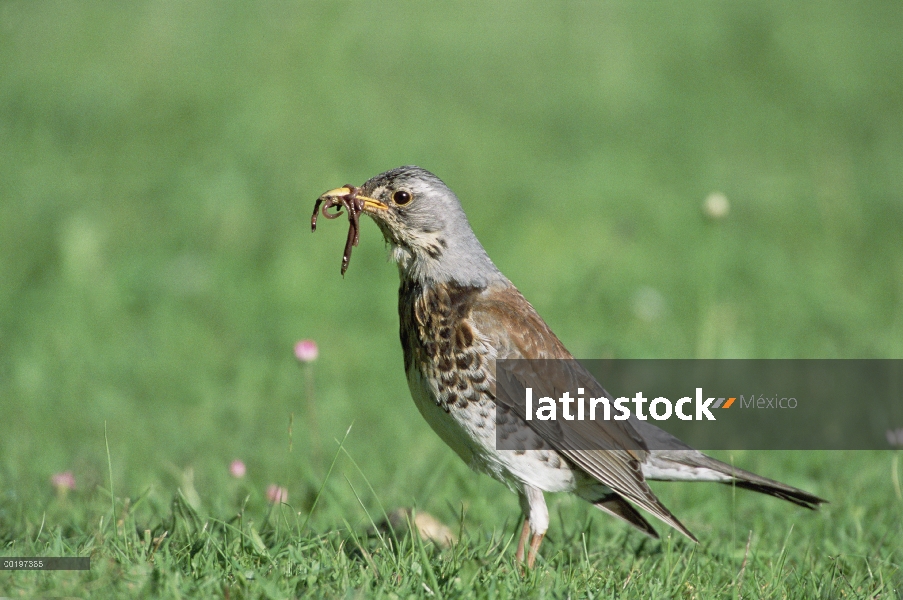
left=314, top=166, right=826, bottom=568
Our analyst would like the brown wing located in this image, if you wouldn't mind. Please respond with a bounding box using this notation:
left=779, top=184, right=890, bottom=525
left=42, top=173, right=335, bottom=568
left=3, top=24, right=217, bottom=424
left=471, top=284, right=697, bottom=542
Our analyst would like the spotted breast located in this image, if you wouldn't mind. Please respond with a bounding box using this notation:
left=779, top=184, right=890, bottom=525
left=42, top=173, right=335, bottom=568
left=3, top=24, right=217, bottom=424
left=398, top=279, right=576, bottom=492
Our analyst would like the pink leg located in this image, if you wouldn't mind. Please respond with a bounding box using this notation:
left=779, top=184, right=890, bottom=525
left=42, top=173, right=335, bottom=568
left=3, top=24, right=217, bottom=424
left=515, top=517, right=530, bottom=563
left=526, top=533, right=545, bottom=568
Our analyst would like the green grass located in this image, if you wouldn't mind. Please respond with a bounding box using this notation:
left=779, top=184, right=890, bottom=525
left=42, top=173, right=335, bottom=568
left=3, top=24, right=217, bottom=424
left=1, top=448, right=900, bottom=597
left=1, top=0, right=902, bottom=597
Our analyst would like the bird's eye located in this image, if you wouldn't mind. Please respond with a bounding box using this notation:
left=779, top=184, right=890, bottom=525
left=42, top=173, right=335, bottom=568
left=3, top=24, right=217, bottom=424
left=392, top=190, right=413, bottom=205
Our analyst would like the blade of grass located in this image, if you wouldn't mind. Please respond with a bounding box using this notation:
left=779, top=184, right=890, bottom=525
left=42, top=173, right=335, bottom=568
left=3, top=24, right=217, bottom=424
left=297, top=424, right=353, bottom=536
left=343, top=474, right=392, bottom=557
left=410, top=509, right=443, bottom=599
left=339, top=445, right=401, bottom=551
left=104, top=420, right=116, bottom=539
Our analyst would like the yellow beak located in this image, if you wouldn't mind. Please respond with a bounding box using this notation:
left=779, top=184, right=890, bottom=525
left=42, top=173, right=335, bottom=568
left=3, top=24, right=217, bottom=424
left=321, top=187, right=388, bottom=212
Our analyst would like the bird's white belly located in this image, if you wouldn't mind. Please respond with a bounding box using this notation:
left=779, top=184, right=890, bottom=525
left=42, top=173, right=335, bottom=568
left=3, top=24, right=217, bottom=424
left=406, top=367, right=577, bottom=494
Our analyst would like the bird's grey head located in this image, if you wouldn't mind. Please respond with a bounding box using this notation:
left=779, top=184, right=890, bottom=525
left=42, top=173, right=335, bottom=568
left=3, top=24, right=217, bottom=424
left=355, top=166, right=504, bottom=287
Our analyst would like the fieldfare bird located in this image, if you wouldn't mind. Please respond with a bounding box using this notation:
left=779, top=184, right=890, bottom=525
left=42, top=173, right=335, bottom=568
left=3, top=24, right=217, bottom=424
left=313, top=166, right=825, bottom=567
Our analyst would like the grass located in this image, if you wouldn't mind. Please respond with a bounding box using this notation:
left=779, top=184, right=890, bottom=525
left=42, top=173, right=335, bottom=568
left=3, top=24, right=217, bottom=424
left=1, top=0, right=902, bottom=597
left=1, top=448, right=900, bottom=597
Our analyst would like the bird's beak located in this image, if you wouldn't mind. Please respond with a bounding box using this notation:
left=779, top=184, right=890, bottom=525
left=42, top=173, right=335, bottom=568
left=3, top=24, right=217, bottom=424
left=321, top=187, right=388, bottom=213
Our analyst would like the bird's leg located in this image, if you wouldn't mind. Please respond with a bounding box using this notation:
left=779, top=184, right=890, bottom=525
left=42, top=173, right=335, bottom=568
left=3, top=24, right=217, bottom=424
left=516, top=485, right=548, bottom=569
left=526, top=533, right=545, bottom=568
left=514, top=517, right=530, bottom=563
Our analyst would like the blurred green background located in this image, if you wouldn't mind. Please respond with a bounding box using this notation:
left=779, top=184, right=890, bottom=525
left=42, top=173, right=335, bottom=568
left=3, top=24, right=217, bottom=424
left=1, top=0, right=901, bottom=548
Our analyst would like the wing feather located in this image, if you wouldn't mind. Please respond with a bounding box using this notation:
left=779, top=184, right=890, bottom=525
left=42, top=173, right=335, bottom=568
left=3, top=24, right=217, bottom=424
left=472, top=284, right=697, bottom=541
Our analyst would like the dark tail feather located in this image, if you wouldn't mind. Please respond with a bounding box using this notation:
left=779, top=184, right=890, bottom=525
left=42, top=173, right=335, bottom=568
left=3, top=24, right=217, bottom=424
left=635, top=422, right=827, bottom=510
left=592, top=493, right=662, bottom=540
left=721, top=476, right=826, bottom=510
left=673, top=453, right=827, bottom=510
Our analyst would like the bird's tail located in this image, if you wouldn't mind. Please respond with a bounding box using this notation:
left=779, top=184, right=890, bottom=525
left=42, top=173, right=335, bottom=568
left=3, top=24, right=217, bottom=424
left=643, top=450, right=826, bottom=510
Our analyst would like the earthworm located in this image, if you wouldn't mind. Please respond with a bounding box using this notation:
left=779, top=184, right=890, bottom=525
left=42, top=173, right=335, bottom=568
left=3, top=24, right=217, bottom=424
left=311, top=185, right=365, bottom=276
